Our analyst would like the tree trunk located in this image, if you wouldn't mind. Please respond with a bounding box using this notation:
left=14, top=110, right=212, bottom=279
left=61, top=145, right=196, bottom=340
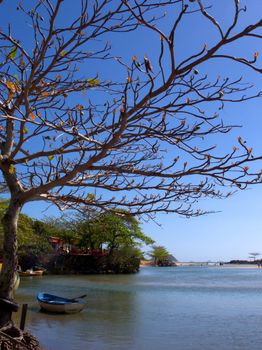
left=0, top=200, right=21, bottom=328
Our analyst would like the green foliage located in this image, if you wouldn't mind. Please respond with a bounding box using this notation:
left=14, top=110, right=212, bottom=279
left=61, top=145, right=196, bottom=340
left=8, top=46, right=17, bottom=60
left=41, top=215, right=79, bottom=244
left=0, top=201, right=52, bottom=256
left=0, top=200, right=153, bottom=266
left=18, top=215, right=52, bottom=255
left=149, top=245, right=171, bottom=266
left=108, top=246, right=141, bottom=273
left=116, top=245, right=145, bottom=260
left=76, top=211, right=154, bottom=253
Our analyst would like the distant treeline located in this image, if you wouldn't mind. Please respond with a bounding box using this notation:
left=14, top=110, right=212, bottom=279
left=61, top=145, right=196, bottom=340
left=228, top=260, right=261, bottom=264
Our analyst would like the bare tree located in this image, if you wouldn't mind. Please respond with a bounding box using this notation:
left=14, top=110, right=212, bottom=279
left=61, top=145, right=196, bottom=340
left=249, top=252, right=260, bottom=261
left=0, top=0, right=261, bottom=327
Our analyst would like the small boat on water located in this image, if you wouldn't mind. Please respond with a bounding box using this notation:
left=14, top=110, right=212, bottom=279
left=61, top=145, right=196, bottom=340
left=19, top=269, right=44, bottom=277
left=37, top=292, right=86, bottom=313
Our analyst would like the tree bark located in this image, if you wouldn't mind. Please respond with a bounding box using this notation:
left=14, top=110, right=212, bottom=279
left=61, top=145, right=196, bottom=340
left=0, top=200, right=21, bottom=328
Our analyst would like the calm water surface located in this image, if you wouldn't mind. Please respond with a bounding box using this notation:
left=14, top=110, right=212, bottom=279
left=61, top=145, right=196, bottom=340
left=14, top=266, right=262, bottom=350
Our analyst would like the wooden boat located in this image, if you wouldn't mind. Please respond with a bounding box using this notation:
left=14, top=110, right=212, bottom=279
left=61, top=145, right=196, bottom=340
left=37, top=292, right=86, bottom=313
left=19, top=269, right=44, bottom=277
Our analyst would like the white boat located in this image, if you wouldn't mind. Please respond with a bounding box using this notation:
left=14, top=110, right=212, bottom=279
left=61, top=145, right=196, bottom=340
left=37, top=292, right=86, bottom=313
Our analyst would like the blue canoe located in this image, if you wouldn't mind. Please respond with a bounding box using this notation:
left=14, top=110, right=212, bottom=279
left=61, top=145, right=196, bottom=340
left=37, top=292, right=86, bottom=313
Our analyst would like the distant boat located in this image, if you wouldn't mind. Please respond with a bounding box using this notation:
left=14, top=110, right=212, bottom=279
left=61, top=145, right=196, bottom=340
left=37, top=292, right=86, bottom=313
left=19, top=269, right=44, bottom=277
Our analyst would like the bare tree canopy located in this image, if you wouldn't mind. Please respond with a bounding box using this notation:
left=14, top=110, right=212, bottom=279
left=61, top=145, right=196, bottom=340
left=0, top=0, right=261, bottom=217
left=0, top=0, right=261, bottom=325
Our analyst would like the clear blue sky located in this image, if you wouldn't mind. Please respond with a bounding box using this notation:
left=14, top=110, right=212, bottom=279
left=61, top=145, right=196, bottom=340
left=1, top=1, right=262, bottom=262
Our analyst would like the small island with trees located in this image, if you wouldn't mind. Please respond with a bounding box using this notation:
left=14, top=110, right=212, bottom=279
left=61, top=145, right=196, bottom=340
left=0, top=199, right=176, bottom=276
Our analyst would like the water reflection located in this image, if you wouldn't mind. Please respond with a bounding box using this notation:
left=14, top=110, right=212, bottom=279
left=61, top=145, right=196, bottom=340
left=12, top=268, right=262, bottom=350
left=14, top=275, right=139, bottom=350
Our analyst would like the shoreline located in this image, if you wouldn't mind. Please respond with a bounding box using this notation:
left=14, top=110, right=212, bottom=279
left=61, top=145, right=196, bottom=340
left=140, top=262, right=262, bottom=269
left=218, top=264, right=261, bottom=269
left=178, top=263, right=262, bottom=269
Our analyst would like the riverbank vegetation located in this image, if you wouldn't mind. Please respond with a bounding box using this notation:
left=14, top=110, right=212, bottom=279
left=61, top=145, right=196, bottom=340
left=0, top=200, right=157, bottom=273
left=1, top=199, right=176, bottom=273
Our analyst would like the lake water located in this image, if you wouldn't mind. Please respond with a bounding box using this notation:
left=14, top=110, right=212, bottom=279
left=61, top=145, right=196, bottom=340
left=13, top=266, right=262, bottom=350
